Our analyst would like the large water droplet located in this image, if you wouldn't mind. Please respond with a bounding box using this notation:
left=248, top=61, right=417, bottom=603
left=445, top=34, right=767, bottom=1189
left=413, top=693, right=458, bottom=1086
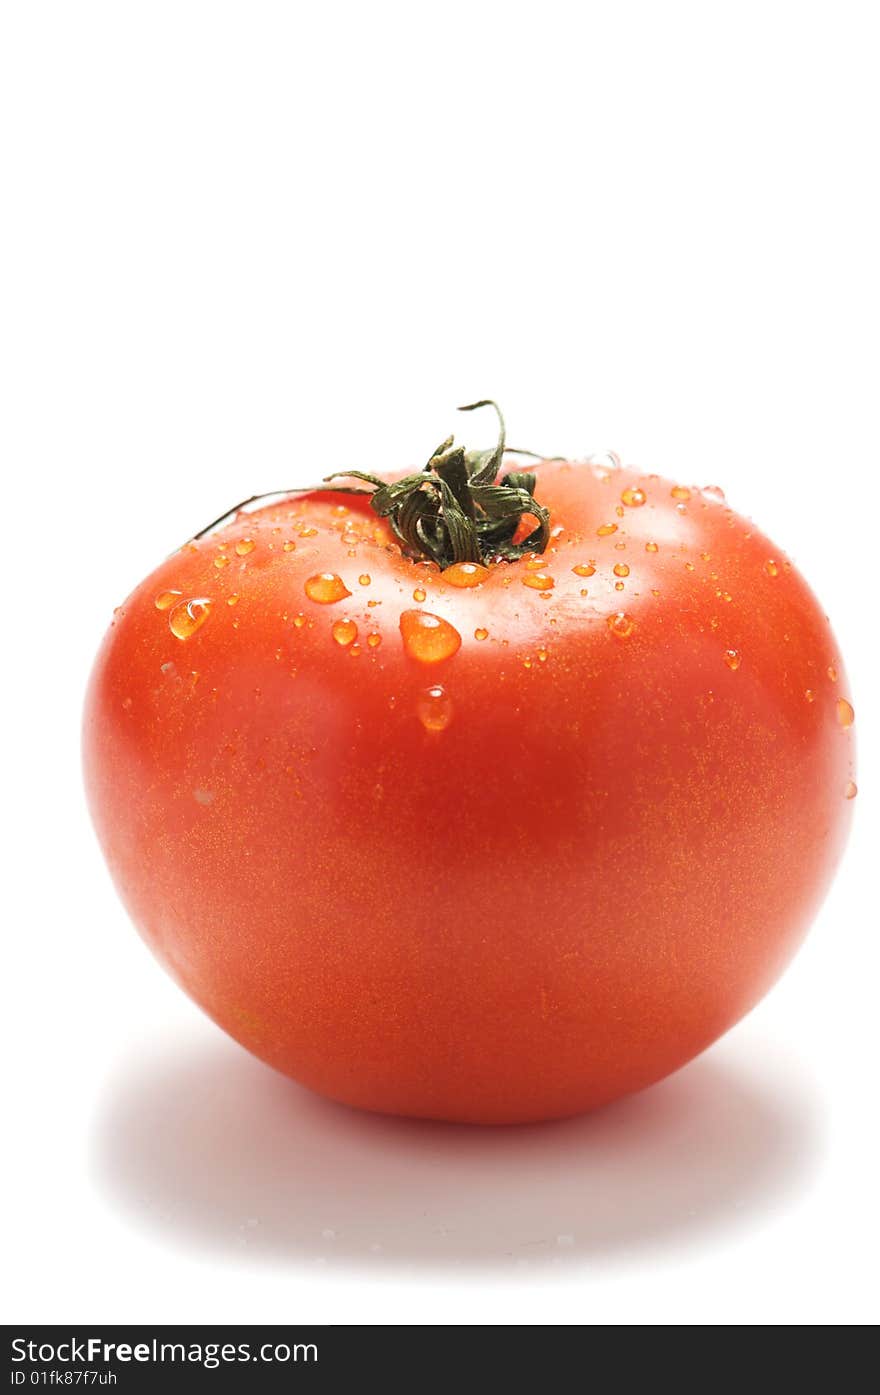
left=332, top=618, right=358, bottom=647
left=399, top=610, right=462, bottom=663
left=671, top=485, right=691, bottom=501
left=836, top=698, right=855, bottom=728
left=522, top=572, right=554, bottom=591
left=235, top=538, right=256, bottom=556
left=305, top=573, right=351, bottom=604
left=474, top=627, right=489, bottom=641
left=607, top=612, right=634, bottom=639
left=169, top=597, right=212, bottom=640
left=613, top=563, right=630, bottom=577
left=443, top=561, right=489, bottom=588
left=155, top=589, right=183, bottom=611
left=596, top=523, right=618, bottom=537
left=572, top=563, right=595, bottom=577
left=417, top=685, right=453, bottom=732
left=621, top=487, right=646, bottom=508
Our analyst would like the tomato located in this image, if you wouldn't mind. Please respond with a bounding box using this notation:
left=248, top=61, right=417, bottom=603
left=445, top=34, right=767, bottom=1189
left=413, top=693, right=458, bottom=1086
left=83, top=407, right=855, bottom=1123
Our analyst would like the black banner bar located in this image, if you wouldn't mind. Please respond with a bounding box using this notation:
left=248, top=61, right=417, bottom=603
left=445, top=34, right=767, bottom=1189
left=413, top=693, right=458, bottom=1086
left=4, top=1326, right=574, bottom=1389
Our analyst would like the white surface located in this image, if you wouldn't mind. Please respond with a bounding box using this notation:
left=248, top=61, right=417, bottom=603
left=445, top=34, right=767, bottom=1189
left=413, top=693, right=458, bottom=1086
left=1, top=1, right=878, bottom=1326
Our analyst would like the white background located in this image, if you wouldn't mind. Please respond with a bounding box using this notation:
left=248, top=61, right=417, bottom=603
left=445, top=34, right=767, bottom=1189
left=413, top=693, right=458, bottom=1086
left=2, top=1, right=878, bottom=1326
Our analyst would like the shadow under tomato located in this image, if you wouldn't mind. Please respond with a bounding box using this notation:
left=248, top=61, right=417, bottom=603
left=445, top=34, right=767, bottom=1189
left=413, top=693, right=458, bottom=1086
left=92, top=1031, right=821, bottom=1271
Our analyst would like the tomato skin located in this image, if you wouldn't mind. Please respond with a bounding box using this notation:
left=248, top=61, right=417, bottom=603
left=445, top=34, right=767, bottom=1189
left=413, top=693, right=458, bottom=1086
left=83, top=462, right=855, bottom=1123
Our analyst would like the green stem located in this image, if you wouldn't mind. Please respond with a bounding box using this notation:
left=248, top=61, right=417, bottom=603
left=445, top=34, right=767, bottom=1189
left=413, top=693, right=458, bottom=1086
left=191, top=401, right=551, bottom=568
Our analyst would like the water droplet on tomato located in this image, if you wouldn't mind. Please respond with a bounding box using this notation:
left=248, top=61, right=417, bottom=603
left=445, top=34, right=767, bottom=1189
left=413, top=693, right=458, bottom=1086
left=283, top=540, right=296, bottom=552
left=702, top=485, right=726, bottom=503
left=331, top=618, right=358, bottom=647
left=299, top=526, right=318, bottom=538
left=413, top=587, right=427, bottom=602
left=522, top=572, right=554, bottom=591
left=827, top=665, right=838, bottom=682
left=845, top=780, right=858, bottom=800
left=723, top=649, right=741, bottom=671
left=596, top=523, right=618, bottom=537
left=671, top=485, right=691, bottom=501
left=804, top=688, right=816, bottom=703
left=367, top=631, right=382, bottom=648
left=417, top=685, right=452, bottom=732
left=305, top=573, right=351, bottom=604
left=572, top=563, right=595, bottom=577
left=293, top=613, right=306, bottom=628
left=235, top=538, right=256, bottom=556
left=621, top=487, right=646, bottom=507
left=359, top=573, right=371, bottom=586
left=645, top=541, right=659, bottom=553
left=399, top=610, right=462, bottom=663
left=214, top=555, right=230, bottom=569
left=685, top=561, right=695, bottom=572
left=169, top=597, right=212, bottom=639
left=836, top=698, right=855, bottom=728
left=764, top=559, right=779, bottom=578
left=474, top=627, right=489, bottom=641
left=227, top=593, right=240, bottom=606
left=607, top=612, right=634, bottom=639
left=613, top=563, right=630, bottom=577
left=537, top=649, right=548, bottom=662
left=444, top=561, right=489, bottom=588
left=155, top=589, right=183, bottom=611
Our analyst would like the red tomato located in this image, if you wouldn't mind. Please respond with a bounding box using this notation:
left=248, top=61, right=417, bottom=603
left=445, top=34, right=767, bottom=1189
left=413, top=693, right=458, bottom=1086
left=83, top=419, right=855, bottom=1123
